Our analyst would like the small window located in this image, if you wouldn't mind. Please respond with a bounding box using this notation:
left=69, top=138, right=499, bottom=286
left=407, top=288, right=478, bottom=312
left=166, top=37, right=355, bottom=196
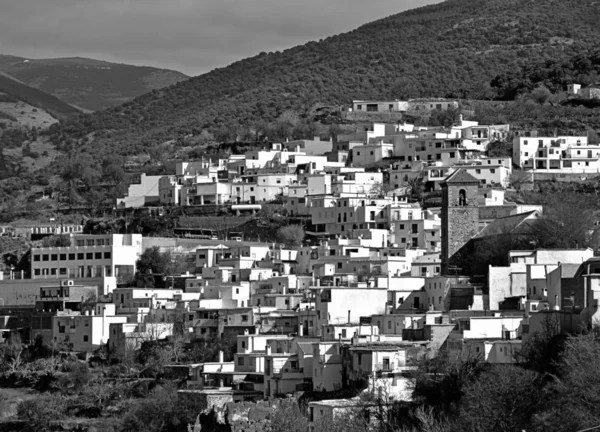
left=104, top=252, right=111, bottom=259
left=238, top=357, right=245, bottom=366
left=83, top=335, right=89, bottom=342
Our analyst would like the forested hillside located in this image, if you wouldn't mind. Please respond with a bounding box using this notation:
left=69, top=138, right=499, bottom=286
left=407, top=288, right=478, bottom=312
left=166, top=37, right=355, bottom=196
left=48, top=0, right=600, bottom=156
left=0, top=74, right=81, bottom=120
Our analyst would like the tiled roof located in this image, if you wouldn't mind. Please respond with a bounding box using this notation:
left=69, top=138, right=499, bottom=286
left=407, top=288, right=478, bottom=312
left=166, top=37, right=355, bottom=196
left=443, top=169, right=480, bottom=184
left=473, top=210, right=538, bottom=239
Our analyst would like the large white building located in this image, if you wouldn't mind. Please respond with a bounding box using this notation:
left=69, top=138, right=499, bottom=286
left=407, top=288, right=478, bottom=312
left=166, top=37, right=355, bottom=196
left=513, top=135, right=600, bottom=172
left=31, top=234, right=143, bottom=282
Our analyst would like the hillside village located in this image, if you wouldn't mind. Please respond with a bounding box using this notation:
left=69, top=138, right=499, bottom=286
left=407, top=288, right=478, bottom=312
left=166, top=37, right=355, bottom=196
left=2, top=94, right=600, bottom=430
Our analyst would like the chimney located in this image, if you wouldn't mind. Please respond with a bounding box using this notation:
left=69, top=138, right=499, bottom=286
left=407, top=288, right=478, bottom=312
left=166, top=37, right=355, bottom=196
left=266, top=345, right=272, bottom=355
left=298, top=323, right=304, bottom=337
left=348, top=310, right=351, bottom=324
left=244, top=329, right=249, bottom=335
left=255, top=326, right=260, bottom=335
left=218, top=350, right=224, bottom=363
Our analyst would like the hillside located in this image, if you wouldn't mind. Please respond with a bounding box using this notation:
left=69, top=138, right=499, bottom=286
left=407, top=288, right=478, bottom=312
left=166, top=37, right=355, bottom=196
left=0, top=73, right=81, bottom=120
left=0, top=55, right=189, bottom=111
left=48, top=0, right=600, bottom=156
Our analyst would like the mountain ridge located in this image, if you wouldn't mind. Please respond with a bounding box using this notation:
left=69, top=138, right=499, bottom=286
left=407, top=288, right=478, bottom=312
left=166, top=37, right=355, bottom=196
left=0, top=54, right=189, bottom=111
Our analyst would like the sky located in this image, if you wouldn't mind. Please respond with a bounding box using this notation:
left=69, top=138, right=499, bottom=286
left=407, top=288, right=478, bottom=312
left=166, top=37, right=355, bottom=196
left=0, top=0, right=441, bottom=77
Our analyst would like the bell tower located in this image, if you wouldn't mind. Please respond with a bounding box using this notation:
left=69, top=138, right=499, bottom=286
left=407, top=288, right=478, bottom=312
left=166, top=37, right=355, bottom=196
left=441, top=169, right=481, bottom=275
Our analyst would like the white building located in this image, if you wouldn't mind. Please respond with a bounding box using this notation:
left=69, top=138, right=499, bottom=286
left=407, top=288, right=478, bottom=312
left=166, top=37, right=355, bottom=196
left=31, top=234, right=143, bottom=283
left=53, top=303, right=128, bottom=352
left=513, top=135, right=600, bottom=172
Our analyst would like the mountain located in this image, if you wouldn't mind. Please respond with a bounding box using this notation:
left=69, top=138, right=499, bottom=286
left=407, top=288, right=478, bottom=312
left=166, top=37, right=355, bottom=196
left=0, top=72, right=81, bottom=121
left=0, top=55, right=189, bottom=111
left=39, top=0, right=600, bottom=155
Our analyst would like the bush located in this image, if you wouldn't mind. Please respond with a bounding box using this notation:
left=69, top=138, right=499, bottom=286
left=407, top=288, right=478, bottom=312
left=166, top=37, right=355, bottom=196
left=276, top=225, right=305, bottom=247
left=17, top=394, right=66, bottom=431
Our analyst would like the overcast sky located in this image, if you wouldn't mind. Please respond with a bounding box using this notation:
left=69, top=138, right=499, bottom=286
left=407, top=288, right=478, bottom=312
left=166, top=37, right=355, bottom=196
left=0, top=0, right=441, bottom=77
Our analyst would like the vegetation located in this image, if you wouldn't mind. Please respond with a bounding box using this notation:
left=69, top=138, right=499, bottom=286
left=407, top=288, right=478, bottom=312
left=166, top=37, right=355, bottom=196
left=43, top=0, right=600, bottom=157
left=276, top=225, right=306, bottom=247
left=0, top=74, right=80, bottom=120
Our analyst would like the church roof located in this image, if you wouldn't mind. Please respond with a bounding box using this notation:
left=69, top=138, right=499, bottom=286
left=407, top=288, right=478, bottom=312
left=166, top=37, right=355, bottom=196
left=473, top=210, right=539, bottom=239
left=443, top=169, right=480, bottom=185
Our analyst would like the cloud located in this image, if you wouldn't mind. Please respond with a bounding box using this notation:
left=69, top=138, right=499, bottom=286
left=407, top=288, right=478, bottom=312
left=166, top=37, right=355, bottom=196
left=0, top=0, right=441, bottom=76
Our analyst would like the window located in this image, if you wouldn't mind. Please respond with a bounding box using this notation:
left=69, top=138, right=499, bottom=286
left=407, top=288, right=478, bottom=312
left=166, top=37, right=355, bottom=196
left=34, top=255, right=40, bottom=262
left=59, top=253, right=66, bottom=261
left=68, top=253, right=75, bottom=260
left=438, top=296, right=442, bottom=305
left=238, top=357, right=245, bottom=366
left=490, top=169, right=496, bottom=174
left=97, top=239, right=105, bottom=246
left=76, top=240, right=84, bottom=247
left=87, top=240, right=95, bottom=246
left=86, top=253, right=93, bottom=259
left=241, top=315, right=248, bottom=322
left=77, top=253, right=84, bottom=260
left=104, top=252, right=111, bottom=259
left=412, top=224, right=418, bottom=234
left=83, top=335, right=89, bottom=342
left=95, top=252, right=102, bottom=260
left=475, top=169, right=481, bottom=174
left=449, top=152, right=455, bottom=158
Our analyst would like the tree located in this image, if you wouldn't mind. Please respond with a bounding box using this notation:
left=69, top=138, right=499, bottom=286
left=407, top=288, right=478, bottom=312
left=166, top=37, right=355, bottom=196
left=369, top=181, right=394, bottom=198
left=529, top=85, right=552, bottom=104
left=275, top=110, right=300, bottom=140
left=268, top=399, right=309, bottom=432
left=530, top=192, right=595, bottom=249
left=277, top=225, right=305, bottom=247
left=534, top=331, right=600, bottom=432
left=508, top=169, right=531, bottom=191
left=411, top=346, right=486, bottom=415
left=136, top=246, right=171, bottom=276
left=516, top=311, right=564, bottom=375
left=458, top=365, right=542, bottom=432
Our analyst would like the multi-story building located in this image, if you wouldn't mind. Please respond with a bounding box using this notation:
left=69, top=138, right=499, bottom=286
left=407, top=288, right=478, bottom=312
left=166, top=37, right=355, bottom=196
left=53, top=303, right=128, bottom=352
left=31, top=234, right=142, bottom=282
left=513, top=135, right=600, bottom=172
